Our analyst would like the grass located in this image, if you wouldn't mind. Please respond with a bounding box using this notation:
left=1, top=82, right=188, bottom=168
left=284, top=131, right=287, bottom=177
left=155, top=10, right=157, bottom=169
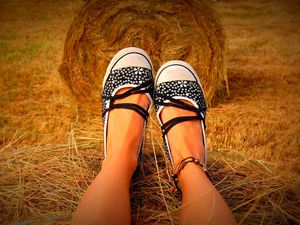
left=0, top=0, right=300, bottom=224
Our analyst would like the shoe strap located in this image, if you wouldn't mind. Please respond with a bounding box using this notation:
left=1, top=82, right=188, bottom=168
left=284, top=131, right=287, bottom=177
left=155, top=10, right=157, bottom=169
left=161, top=115, right=203, bottom=136
left=102, top=80, right=152, bottom=120
left=155, top=92, right=201, bottom=113
left=104, top=103, right=149, bottom=120
left=103, top=80, right=152, bottom=102
left=154, top=92, right=206, bottom=135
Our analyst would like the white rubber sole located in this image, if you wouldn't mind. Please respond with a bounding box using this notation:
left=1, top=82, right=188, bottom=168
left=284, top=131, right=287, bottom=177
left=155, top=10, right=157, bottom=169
left=102, top=47, right=153, bottom=159
left=154, top=60, right=207, bottom=167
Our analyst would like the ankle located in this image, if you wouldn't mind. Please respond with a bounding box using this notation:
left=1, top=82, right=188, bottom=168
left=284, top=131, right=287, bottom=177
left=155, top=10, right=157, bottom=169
left=172, top=145, right=204, bottom=170
left=173, top=151, right=203, bottom=167
left=177, top=162, right=208, bottom=190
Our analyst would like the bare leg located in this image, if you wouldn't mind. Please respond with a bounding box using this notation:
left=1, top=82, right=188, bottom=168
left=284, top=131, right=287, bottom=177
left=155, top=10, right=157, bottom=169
left=71, top=88, right=149, bottom=225
left=161, top=105, right=237, bottom=225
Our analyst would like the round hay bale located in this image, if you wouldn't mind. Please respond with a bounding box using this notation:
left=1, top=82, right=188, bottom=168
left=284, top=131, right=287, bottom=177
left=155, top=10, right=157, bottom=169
left=59, top=0, right=228, bottom=107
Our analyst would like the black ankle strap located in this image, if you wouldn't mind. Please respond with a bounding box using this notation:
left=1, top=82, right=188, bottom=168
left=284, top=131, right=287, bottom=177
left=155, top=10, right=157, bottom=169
left=161, top=115, right=203, bottom=136
left=102, top=80, right=152, bottom=120
left=154, top=92, right=206, bottom=135
left=155, top=92, right=200, bottom=113
left=103, top=80, right=152, bottom=102
left=104, top=103, right=149, bottom=120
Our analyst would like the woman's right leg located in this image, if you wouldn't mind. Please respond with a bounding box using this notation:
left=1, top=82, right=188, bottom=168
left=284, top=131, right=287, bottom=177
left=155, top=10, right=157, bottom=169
left=71, top=47, right=153, bottom=225
left=70, top=88, right=150, bottom=225
left=161, top=105, right=237, bottom=225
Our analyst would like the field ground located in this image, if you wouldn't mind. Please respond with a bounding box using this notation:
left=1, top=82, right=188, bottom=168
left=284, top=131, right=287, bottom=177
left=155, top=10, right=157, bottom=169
left=0, top=0, right=299, bottom=224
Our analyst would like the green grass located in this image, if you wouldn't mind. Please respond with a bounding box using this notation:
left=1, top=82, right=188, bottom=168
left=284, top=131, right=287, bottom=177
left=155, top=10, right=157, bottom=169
left=219, top=12, right=262, bottom=19
left=0, top=41, right=42, bottom=62
left=0, top=29, right=17, bottom=40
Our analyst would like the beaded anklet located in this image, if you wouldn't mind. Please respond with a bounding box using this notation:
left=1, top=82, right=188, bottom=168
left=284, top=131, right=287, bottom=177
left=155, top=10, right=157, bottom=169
left=172, top=156, right=210, bottom=193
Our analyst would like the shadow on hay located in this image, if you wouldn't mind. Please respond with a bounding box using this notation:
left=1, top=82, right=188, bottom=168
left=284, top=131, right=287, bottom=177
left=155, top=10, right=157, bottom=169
left=210, top=68, right=273, bottom=107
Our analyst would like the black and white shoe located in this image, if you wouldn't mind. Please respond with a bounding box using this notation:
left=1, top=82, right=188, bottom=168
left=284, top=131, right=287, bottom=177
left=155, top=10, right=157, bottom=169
left=101, top=47, right=154, bottom=166
left=153, top=60, right=207, bottom=170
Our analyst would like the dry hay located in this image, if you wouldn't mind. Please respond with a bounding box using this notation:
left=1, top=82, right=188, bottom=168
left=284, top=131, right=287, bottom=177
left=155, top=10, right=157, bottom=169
left=1, top=121, right=299, bottom=225
left=59, top=0, right=228, bottom=107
